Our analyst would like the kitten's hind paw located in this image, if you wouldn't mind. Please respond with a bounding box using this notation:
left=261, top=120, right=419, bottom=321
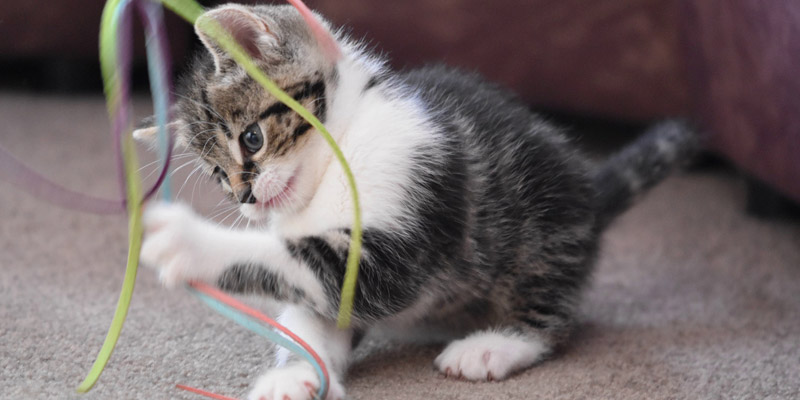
left=248, top=362, right=345, bottom=400
left=435, top=331, right=549, bottom=381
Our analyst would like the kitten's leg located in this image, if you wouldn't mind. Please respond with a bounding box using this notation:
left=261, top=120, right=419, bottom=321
left=434, top=326, right=551, bottom=381
left=249, top=305, right=351, bottom=400
left=434, top=263, right=583, bottom=381
left=141, top=202, right=350, bottom=399
left=142, top=202, right=427, bottom=396
left=435, top=255, right=584, bottom=381
left=140, top=202, right=230, bottom=286
left=142, top=201, right=429, bottom=317
left=140, top=202, right=328, bottom=309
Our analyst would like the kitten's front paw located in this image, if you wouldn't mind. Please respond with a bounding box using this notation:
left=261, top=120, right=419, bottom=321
left=248, top=363, right=345, bottom=400
left=434, top=332, right=548, bottom=381
left=141, top=202, right=222, bottom=288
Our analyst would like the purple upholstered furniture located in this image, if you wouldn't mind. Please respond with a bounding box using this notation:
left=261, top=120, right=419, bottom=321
left=2, top=0, right=797, bottom=203
left=308, top=0, right=800, bottom=203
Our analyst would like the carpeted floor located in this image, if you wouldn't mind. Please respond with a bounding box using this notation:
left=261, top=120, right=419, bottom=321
left=2, top=93, right=799, bottom=399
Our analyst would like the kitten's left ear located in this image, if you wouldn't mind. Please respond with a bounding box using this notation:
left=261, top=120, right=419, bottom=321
left=133, top=117, right=185, bottom=147
left=195, top=5, right=277, bottom=73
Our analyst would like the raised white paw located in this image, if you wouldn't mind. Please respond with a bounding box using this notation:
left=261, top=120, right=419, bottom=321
left=248, top=363, right=345, bottom=400
left=140, top=202, right=224, bottom=288
left=434, top=331, right=549, bottom=381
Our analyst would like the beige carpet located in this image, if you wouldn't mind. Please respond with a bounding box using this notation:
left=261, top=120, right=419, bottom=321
left=2, top=93, right=799, bottom=399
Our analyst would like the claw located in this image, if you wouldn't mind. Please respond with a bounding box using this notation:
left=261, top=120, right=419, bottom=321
left=304, top=381, right=315, bottom=396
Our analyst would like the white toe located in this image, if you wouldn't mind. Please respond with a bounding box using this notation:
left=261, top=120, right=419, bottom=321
left=435, top=331, right=549, bottom=381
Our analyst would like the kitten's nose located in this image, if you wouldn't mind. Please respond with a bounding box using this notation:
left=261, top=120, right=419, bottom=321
left=238, top=187, right=257, bottom=204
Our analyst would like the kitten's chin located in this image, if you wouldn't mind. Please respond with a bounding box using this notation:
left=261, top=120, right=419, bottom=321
left=239, top=204, right=270, bottom=222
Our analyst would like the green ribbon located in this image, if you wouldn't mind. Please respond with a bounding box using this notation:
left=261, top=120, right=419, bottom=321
left=77, top=0, right=143, bottom=392
left=159, top=0, right=362, bottom=328
left=79, top=0, right=362, bottom=393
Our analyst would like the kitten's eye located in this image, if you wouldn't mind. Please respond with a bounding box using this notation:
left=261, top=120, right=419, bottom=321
left=241, top=123, right=264, bottom=153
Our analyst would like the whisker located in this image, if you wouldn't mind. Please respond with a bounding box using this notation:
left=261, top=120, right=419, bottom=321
left=209, top=204, right=239, bottom=220
left=190, top=169, right=207, bottom=207
left=181, top=127, right=217, bottom=146
left=183, top=121, right=217, bottom=128
left=173, top=92, right=231, bottom=131
left=230, top=214, right=245, bottom=230
left=212, top=209, right=236, bottom=227
left=209, top=196, right=231, bottom=212
left=229, top=170, right=259, bottom=178
left=169, top=159, right=201, bottom=178
left=198, top=136, right=218, bottom=159
left=217, top=209, right=239, bottom=227
left=176, top=164, right=205, bottom=199
left=138, top=153, right=194, bottom=181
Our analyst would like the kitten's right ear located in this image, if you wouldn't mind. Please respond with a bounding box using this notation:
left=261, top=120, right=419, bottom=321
left=285, top=0, right=342, bottom=63
left=195, top=5, right=277, bottom=73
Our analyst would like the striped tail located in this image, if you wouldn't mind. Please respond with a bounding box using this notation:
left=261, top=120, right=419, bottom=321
left=592, top=120, right=700, bottom=230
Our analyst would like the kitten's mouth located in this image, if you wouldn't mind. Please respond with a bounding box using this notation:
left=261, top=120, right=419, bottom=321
left=239, top=168, right=299, bottom=221
left=254, top=174, right=296, bottom=210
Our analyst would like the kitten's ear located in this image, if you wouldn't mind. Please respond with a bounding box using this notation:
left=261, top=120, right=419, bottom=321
left=132, top=117, right=184, bottom=147
left=285, top=0, right=342, bottom=62
left=195, top=5, right=276, bottom=72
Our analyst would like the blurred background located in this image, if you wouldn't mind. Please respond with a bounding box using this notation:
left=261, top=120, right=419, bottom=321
left=1, top=0, right=798, bottom=214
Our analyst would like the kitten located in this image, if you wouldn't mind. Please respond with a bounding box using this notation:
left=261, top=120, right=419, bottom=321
left=135, top=4, right=698, bottom=400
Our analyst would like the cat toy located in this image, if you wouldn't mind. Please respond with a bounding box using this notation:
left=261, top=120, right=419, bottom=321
left=0, top=0, right=363, bottom=398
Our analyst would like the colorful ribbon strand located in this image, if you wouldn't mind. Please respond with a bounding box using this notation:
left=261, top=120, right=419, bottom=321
left=76, top=0, right=143, bottom=392
left=74, top=0, right=359, bottom=397
left=0, top=0, right=358, bottom=397
left=162, top=0, right=363, bottom=329
left=186, top=282, right=330, bottom=399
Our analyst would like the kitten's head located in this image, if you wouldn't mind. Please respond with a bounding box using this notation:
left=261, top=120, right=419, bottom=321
left=136, top=4, right=340, bottom=221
